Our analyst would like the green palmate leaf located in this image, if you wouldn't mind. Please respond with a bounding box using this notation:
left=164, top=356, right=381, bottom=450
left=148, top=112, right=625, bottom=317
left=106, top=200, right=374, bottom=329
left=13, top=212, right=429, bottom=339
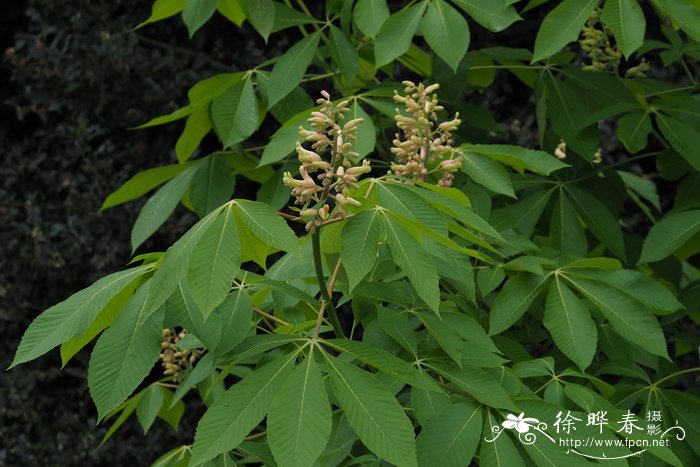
left=639, top=209, right=700, bottom=263
left=211, top=76, right=258, bottom=149
left=131, top=164, right=198, bottom=251
left=147, top=205, right=226, bottom=317
left=60, top=279, right=139, bottom=367
left=410, top=388, right=452, bottom=426
left=651, top=0, right=700, bottom=42
left=562, top=257, right=622, bottom=270
left=441, top=312, right=500, bottom=354
left=88, top=283, right=164, bottom=420
left=532, top=0, right=597, bottom=62
left=522, top=433, right=592, bottom=467
left=157, top=389, right=184, bottom=431
left=601, top=0, right=645, bottom=58
left=188, top=72, right=244, bottom=106
left=428, top=363, right=516, bottom=410
left=214, top=290, right=254, bottom=356
left=347, top=102, right=375, bottom=157
left=181, top=0, right=218, bottom=37
left=329, top=25, right=359, bottom=83
left=382, top=214, right=441, bottom=313
left=451, top=0, right=521, bottom=32
left=235, top=199, right=298, bottom=252
left=100, top=395, right=142, bottom=447
left=489, top=272, right=548, bottom=335
left=266, top=31, right=321, bottom=108
left=271, top=2, right=316, bottom=34
left=136, top=384, right=165, bottom=434
left=325, top=355, right=418, bottom=467
left=544, top=74, right=599, bottom=158
left=416, top=401, right=482, bottom=467
left=187, top=205, right=240, bottom=318
left=136, top=0, right=185, bottom=29
left=260, top=107, right=314, bottom=166
left=310, top=412, right=358, bottom=467
left=170, top=352, right=212, bottom=409
left=341, top=209, right=381, bottom=291
left=658, top=389, right=700, bottom=441
left=418, top=312, right=468, bottom=365
left=168, top=279, right=222, bottom=350
left=151, top=446, right=190, bottom=467
left=570, top=269, right=683, bottom=314
left=353, top=0, right=390, bottom=38
left=268, top=87, right=312, bottom=124
left=239, top=0, right=276, bottom=41
left=175, top=106, right=212, bottom=163
left=233, top=208, right=271, bottom=268
left=461, top=152, right=515, bottom=197
left=374, top=2, right=427, bottom=67
left=190, top=352, right=298, bottom=465
left=250, top=277, right=319, bottom=307
left=218, top=0, right=245, bottom=26
left=268, top=351, right=332, bottom=467
left=134, top=104, right=193, bottom=129
left=101, top=163, right=191, bottom=211
left=619, top=170, right=661, bottom=211
left=616, top=111, right=651, bottom=153
left=376, top=182, right=448, bottom=234
left=544, top=277, right=597, bottom=369
left=477, top=267, right=505, bottom=297
left=377, top=307, right=417, bottom=357
left=566, top=186, right=625, bottom=259
left=322, top=338, right=438, bottom=391
left=655, top=114, right=700, bottom=171
left=462, top=144, right=568, bottom=175
left=190, top=154, right=236, bottom=217
left=550, top=190, right=587, bottom=257
left=480, top=411, right=526, bottom=467
left=422, top=0, right=470, bottom=72
left=492, top=188, right=553, bottom=237
left=566, top=276, right=669, bottom=359
left=11, top=264, right=152, bottom=368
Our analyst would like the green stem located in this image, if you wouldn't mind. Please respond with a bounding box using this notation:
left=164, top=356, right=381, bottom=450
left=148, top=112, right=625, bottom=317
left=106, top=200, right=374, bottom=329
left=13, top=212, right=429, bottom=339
left=563, top=151, right=660, bottom=185
left=312, top=230, right=345, bottom=338
left=653, top=367, right=700, bottom=387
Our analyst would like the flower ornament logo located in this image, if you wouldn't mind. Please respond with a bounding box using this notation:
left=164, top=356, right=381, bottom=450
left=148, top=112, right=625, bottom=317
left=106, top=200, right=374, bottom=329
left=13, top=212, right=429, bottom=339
left=502, top=413, right=540, bottom=433
left=485, top=412, right=554, bottom=445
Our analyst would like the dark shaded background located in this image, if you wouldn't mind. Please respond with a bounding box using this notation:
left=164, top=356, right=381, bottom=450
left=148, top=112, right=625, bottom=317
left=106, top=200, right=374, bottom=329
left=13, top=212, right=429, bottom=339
left=1, top=1, right=691, bottom=466
left=0, top=1, right=276, bottom=464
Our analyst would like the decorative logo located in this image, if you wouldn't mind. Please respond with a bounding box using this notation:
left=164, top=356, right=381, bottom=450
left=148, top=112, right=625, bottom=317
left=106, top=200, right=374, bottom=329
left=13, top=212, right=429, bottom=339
left=484, top=410, right=686, bottom=461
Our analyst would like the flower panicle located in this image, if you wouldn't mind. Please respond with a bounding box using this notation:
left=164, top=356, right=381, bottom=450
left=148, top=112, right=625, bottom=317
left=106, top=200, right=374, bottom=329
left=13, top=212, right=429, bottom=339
left=389, top=81, right=463, bottom=187
left=282, top=91, right=373, bottom=231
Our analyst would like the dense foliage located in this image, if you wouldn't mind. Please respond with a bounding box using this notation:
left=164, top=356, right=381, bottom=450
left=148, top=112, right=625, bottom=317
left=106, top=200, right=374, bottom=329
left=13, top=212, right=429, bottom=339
left=9, top=0, right=700, bottom=465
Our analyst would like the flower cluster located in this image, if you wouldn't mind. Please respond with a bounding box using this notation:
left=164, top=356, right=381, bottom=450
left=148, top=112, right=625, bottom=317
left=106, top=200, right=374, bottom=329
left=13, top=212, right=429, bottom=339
left=579, top=9, right=621, bottom=72
left=390, top=81, right=463, bottom=187
left=160, top=328, right=202, bottom=381
left=283, top=91, right=372, bottom=231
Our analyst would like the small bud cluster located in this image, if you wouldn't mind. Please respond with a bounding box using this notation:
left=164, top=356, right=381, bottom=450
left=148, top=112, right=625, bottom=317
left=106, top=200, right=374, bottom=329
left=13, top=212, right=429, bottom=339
left=160, top=328, right=202, bottom=381
left=555, top=140, right=567, bottom=160
left=593, top=148, right=602, bottom=164
left=283, top=91, right=372, bottom=231
left=625, top=59, right=650, bottom=78
left=390, top=81, right=463, bottom=187
left=579, top=9, right=621, bottom=72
